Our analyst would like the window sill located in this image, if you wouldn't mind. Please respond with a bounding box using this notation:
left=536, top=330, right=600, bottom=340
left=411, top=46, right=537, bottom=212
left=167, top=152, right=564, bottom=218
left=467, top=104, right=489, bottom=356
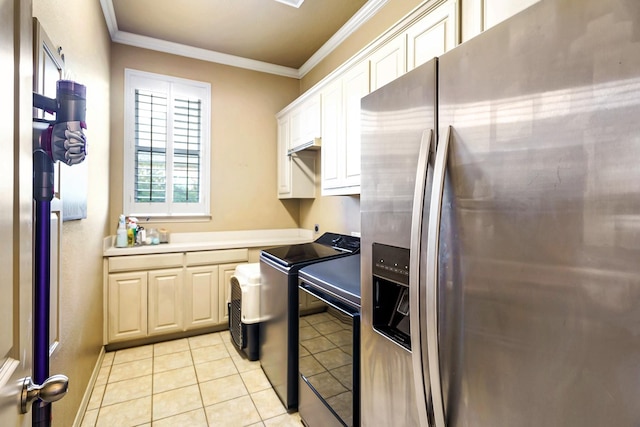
left=126, top=214, right=212, bottom=223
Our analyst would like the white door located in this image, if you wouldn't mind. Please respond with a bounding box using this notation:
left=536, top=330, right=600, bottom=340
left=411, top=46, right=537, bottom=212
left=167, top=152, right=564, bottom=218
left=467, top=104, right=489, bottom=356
left=0, top=0, right=33, bottom=425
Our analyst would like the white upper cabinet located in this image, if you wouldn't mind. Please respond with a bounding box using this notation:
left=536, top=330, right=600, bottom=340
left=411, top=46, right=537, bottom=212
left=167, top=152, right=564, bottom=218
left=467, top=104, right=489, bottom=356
left=277, top=93, right=319, bottom=199
left=321, top=61, right=370, bottom=196
left=342, top=62, right=369, bottom=191
left=277, top=116, right=292, bottom=196
left=290, top=94, right=321, bottom=151
left=369, top=34, right=407, bottom=92
left=277, top=114, right=316, bottom=199
left=320, top=78, right=343, bottom=192
left=276, top=0, right=465, bottom=198
left=407, top=0, right=458, bottom=71
left=461, top=0, right=540, bottom=42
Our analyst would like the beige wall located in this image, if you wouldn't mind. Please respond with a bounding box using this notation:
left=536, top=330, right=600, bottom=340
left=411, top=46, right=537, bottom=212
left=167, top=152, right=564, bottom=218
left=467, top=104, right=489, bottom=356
left=31, top=0, right=111, bottom=425
left=109, top=45, right=301, bottom=234
left=297, top=0, right=423, bottom=236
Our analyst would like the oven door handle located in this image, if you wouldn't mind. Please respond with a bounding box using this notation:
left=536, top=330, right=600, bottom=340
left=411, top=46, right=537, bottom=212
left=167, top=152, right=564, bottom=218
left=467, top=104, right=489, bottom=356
left=299, top=283, right=359, bottom=317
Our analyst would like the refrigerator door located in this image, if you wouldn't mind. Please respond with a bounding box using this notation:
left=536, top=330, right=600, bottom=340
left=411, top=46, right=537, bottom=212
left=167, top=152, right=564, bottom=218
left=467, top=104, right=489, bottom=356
left=433, top=0, right=640, bottom=425
left=360, top=59, right=437, bottom=426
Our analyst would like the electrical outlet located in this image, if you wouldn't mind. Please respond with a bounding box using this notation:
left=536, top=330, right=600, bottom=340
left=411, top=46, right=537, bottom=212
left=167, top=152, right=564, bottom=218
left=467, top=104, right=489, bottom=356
left=314, top=224, right=320, bottom=233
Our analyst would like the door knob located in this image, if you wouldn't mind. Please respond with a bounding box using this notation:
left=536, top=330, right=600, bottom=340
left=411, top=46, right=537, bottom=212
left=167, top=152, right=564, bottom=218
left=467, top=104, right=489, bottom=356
left=20, top=374, right=69, bottom=414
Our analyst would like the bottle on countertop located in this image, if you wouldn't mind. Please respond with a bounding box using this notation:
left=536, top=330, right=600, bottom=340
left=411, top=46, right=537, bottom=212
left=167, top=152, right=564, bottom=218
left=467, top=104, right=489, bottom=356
left=137, top=226, right=146, bottom=245
left=148, top=228, right=160, bottom=245
left=127, top=221, right=136, bottom=247
left=115, top=215, right=128, bottom=248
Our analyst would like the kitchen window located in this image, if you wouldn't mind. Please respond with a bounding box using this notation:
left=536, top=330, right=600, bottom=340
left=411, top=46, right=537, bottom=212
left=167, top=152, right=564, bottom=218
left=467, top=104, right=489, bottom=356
left=123, top=69, right=211, bottom=218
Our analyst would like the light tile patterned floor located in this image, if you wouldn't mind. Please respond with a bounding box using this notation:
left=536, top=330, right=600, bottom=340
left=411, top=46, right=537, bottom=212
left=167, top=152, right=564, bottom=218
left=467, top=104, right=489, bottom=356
left=80, top=331, right=304, bottom=427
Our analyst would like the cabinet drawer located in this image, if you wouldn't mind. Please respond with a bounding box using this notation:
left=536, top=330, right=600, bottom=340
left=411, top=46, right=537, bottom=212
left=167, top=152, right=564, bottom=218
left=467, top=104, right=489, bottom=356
left=108, top=253, right=184, bottom=272
left=185, top=249, right=248, bottom=266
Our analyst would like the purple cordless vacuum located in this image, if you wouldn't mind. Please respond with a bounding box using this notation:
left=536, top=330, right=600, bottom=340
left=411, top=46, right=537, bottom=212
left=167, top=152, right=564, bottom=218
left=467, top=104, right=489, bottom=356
left=32, top=80, right=87, bottom=426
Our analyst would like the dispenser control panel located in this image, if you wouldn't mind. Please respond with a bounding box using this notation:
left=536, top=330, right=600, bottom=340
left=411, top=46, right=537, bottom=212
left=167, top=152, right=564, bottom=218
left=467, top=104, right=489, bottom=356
left=372, top=243, right=411, bottom=350
left=372, top=243, right=410, bottom=285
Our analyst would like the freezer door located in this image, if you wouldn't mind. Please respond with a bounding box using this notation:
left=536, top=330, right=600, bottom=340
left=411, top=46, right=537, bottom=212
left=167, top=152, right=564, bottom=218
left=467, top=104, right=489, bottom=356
left=360, top=59, right=437, bottom=426
left=434, top=0, right=640, bottom=426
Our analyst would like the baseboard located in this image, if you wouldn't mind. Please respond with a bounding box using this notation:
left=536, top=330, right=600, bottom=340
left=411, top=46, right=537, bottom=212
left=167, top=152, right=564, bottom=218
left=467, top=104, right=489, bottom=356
left=72, top=346, right=106, bottom=427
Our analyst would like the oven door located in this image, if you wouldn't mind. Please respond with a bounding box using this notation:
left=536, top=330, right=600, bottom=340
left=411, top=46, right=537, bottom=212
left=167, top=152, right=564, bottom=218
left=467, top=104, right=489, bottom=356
left=298, top=283, right=360, bottom=427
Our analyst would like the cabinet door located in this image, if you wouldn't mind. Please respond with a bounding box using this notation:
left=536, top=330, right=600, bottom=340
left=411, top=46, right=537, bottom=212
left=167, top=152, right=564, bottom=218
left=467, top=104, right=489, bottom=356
left=148, top=268, right=184, bottom=335
left=108, top=272, right=148, bottom=342
left=369, top=35, right=406, bottom=91
left=218, top=263, right=243, bottom=325
left=322, top=62, right=370, bottom=196
left=407, top=0, right=457, bottom=71
left=291, top=95, right=321, bottom=149
left=299, top=289, right=307, bottom=312
left=184, top=265, right=219, bottom=330
left=290, top=106, right=304, bottom=150
left=299, top=290, right=325, bottom=313
left=320, top=78, right=343, bottom=192
left=461, top=0, right=537, bottom=41
left=277, top=113, right=316, bottom=199
left=302, top=94, right=321, bottom=144
left=277, top=116, right=292, bottom=197
left=306, top=294, right=326, bottom=310
left=342, top=61, right=370, bottom=191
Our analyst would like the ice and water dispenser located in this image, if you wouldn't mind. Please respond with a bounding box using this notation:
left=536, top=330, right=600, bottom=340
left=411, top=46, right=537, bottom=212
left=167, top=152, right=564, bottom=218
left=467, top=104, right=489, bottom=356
left=372, top=243, right=411, bottom=350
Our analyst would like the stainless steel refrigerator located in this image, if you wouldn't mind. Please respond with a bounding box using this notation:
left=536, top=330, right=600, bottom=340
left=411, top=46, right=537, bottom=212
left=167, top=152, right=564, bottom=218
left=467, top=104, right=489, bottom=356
left=360, top=0, right=640, bottom=426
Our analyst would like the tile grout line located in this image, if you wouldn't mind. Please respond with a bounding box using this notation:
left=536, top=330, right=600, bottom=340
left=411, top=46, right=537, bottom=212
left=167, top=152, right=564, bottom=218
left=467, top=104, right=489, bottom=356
left=87, top=332, right=303, bottom=426
left=189, top=336, right=211, bottom=426
left=93, top=362, right=110, bottom=427
left=150, top=345, right=155, bottom=425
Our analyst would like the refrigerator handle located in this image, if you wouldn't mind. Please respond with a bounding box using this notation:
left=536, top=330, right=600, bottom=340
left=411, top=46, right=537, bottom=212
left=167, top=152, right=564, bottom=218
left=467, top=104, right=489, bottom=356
left=425, top=125, right=451, bottom=427
left=409, top=128, right=434, bottom=427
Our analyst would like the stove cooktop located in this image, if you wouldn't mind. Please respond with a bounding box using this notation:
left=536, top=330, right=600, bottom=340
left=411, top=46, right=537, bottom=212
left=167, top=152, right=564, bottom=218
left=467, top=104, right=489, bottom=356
left=260, top=232, right=360, bottom=268
left=298, top=254, right=361, bottom=307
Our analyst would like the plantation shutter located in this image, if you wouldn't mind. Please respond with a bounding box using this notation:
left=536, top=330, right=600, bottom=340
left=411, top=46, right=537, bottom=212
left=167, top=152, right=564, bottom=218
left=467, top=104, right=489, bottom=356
left=172, top=97, right=201, bottom=203
left=124, top=69, right=210, bottom=217
left=134, top=89, right=167, bottom=203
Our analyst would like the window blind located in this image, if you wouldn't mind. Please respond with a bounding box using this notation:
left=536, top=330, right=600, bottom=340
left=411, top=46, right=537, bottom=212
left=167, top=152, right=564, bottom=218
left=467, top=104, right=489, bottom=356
left=134, top=91, right=202, bottom=204
left=172, top=97, right=201, bottom=203
left=134, top=89, right=167, bottom=203
left=125, top=69, right=210, bottom=218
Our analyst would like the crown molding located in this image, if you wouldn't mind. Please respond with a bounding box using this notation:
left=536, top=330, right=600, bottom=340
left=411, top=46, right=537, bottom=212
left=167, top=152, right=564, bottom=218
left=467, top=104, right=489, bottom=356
left=99, top=0, right=387, bottom=79
left=113, top=31, right=300, bottom=78
left=298, top=0, right=388, bottom=78
left=274, top=0, right=305, bottom=7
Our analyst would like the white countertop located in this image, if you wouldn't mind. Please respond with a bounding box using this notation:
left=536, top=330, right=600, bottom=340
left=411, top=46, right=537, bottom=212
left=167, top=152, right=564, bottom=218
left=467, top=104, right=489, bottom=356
left=103, top=228, right=314, bottom=257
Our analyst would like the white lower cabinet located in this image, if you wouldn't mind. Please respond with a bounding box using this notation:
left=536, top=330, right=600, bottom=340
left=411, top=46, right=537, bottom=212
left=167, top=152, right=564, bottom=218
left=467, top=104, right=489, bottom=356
left=105, top=249, right=248, bottom=345
left=148, top=268, right=184, bottom=335
left=184, top=265, right=219, bottom=330
left=108, top=271, right=148, bottom=342
left=299, top=289, right=325, bottom=313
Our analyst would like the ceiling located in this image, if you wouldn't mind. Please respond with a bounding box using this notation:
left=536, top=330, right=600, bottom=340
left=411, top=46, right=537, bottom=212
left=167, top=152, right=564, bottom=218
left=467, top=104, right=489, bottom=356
left=101, top=0, right=388, bottom=78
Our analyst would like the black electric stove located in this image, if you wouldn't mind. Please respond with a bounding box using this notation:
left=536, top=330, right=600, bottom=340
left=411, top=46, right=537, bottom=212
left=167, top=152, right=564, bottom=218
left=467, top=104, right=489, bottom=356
left=298, top=255, right=361, bottom=427
left=261, top=232, right=360, bottom=268
left=259, top=232, right=360, bottom=410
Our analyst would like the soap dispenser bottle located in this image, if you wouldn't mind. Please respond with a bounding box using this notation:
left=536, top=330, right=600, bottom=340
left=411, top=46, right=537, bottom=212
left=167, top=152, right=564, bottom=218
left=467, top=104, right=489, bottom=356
left=115, top=215, right=128, bottom=248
